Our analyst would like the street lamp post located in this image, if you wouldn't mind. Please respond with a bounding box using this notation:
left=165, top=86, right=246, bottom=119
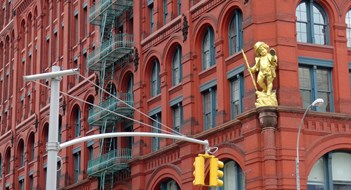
left=296, top=98, right=324, bottom=190
left=24, top=66, right=78, bottom=190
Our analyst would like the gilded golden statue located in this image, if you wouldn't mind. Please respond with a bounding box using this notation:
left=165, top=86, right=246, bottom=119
left=242, top=42, right=278, bottom=107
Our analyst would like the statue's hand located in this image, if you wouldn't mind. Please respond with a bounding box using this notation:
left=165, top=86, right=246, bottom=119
left=270, top=48, right=276, bottom=56
left=249, top=67, right=255, bottom=73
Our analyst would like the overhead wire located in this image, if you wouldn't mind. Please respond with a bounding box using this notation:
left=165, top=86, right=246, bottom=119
left=73, top=71, right=184, bottom=136
left=33, top=80, right=180, bottom=136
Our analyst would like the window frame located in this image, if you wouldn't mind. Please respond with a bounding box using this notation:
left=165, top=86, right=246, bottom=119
left=296, top=0, right=330, bottom=45
left=149, top=2, right=154, bottom=32
left=230, top=73, right=244, bottom=119
left=177, top=0, right=181, bottom=16
left=163, top=0, right=168, bottom=25
left=218, top=160, right=245, bottom=190
left=0, top=155, right=2, bottom=179
left=346, top=9, right=351, bottom=48
left=308, top=152, right=351, bottom=190
left=73, top=151, right=81, bottom=183
left=75, top=107, right=81, bottom=137
left=202, top=87, right=217, bottom=130
left=151, top=59, right=161, bottom=97
left=298, top=57, right=334, bottom=112
left=172, top=46, right=182, bottom=86
left=151, top=112, right=161, bottom=152
left=202, top=27, right=215, bottom=70
left=172, top=103, right=183, bottom=135
left=228, top=9, right=243, bottom=55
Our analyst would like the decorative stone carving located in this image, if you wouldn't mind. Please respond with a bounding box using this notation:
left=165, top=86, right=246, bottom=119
left=134, top=47, right=139, bottom=72
left=257, top=106, right=277, bottom=129
left=182, top=14, right=189, bottom=42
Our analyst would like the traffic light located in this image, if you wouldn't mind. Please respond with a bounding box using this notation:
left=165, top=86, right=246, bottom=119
left=193, top=155, right=205, bottom=186
left=209, top=157, right=224, bottom=186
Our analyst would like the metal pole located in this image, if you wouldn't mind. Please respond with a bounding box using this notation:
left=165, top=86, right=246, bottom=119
left=60, top=132, right=210, bottom=153
left=295, top=104, right=311, bottom=190
left=296, top=98, right=323, bottom=190
left=46, top=66, right=61, bottom=190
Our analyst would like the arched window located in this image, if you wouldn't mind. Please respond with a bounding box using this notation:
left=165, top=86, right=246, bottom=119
left=202, top=27, right=215, bottom=70
left=151, top=59, right=160, bottom=97
left=127, top=74, right=134, bottom=105
left=18, top=140, right=25, bottom=167
left=0, top=154, right=2, bottom=178
left=159, top=179, right=180, bottom=190
left=5, top=148, right=10, bottom=174
left=86, top=96, right=95, bottom=130
left=6, top=1, right=11, bottom=23
left=28, top=133, right=35, bottom=161
left=74, top=106, right=81, bottom=137
left=220, top=160, right=245, bottom=190
left=346, top=9, right=351, bottom=47
left=0, top=42, right=3, bottom=69
left=308, top=151, right=351, bottom=189
left=28, top=13, right=32, bottom=46
left=42, top=124, right=49, bottom=154
left=45, top=0, right=50, bottom=27
left=296, top=0, right=329, bottom=45
left=20, top=20, right=25, bottom=50
left=106, top=82, right=116, bottom=96
left=58, top=116, right=62, bottom=143
left=0, top=7, right=3, bottom=29
left=229, top=10, right=243, bottom=55
left=172, top=46, right=182, bottom=86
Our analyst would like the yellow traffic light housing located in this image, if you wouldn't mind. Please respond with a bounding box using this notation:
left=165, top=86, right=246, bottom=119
left=193, top=154, right=224, bottom=187
left=209, top=157, right=224, bottom=186
left=193, top=155, right=205, bottom=185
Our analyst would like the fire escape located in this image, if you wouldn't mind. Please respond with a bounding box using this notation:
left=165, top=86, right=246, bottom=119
left=87, top=0, right=134, bottom=189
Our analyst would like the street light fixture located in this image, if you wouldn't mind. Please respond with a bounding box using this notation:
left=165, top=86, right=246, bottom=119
left=296, top=98, right=324, bottom=190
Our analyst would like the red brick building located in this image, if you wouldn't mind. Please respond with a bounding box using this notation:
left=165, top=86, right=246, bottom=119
left=1, top=0, right=351, bottom=189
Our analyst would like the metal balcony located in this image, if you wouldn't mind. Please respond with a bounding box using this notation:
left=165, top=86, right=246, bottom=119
left=88, top=33, right=134, bottom=71
left=87, top=149, right=131, bottom=177
left=88, top=93, right=134, bottom=126
left=89, top=0, right=133, bottom=26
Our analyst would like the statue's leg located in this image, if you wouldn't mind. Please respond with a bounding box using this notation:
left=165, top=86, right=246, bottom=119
left=257, top=74, right=267, bottom=92
left=266, top=76, right=274, bottom=95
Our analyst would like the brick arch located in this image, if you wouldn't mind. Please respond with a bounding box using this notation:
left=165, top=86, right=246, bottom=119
left=142, top=50, right=162, bottom=79
left=82, top=94, right=95, bottom=132
left=163, top=42, right=182, bottom=87
left=70, top=103, right=82, bottom=118
left=295, top=0, right=339, bottom=27
left=4, top=146, right=11, bottom=174
left=103, top=80, right=117, bottom=96
left=216, top=143, right=246, bottom=169
left=16, top=138, right=25, bottom=167
left=40, top=122, right=49, bottom=153
left=82, top=93, right=95, bottom=113
left=191, top=17, right=216, bottom=71
left=161, top=35, right=183, bottom=69
left=118, top=68, right=134, bottom=91
left=304, top=134, right=351, bottom=174
left=0, top=41, right=4, bottom=69
left=217, top=1, right=243, bottom=58
left=341, top=1, right=351, bottom=21
left=146, top=164, right=182, bottom=190
left=26, top=132, right=35, bottom=161
left=142, top=54, right=161, bottom=98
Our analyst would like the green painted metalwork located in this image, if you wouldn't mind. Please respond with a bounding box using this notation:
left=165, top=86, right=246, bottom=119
left=88, top=93, right=134, bottom=126
left=87, top=0, right=134, bottom=188
left=87, top=148, right=132, bottom=177
left=89, top=0, right=133, bottom=26
left=88, top=34, right=134, bottom=71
